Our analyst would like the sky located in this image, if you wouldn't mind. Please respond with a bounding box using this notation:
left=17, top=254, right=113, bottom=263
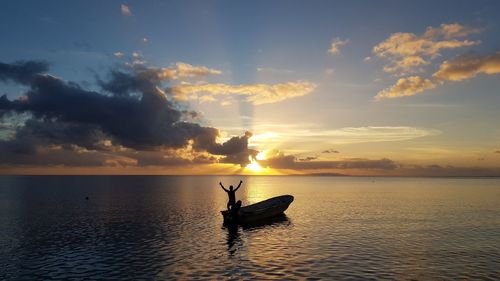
left=1, top=0, right=500, bottom=176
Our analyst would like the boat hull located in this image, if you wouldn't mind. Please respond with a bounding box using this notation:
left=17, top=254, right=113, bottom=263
left=221, top=195, right=294, bottom=224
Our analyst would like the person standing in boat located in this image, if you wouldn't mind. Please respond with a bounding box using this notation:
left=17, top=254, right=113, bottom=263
left=220, top=180, right=242, bottom=210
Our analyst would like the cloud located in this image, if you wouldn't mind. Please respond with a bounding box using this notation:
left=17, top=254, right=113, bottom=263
left=99, top=62, right=222, bottom=96
left=0, top=60, right=253, bottom=167
left=375, top=76, right=438, bottom=100
left=298, top=156, right=317, bottom=161
left=382, top=55, right=430, bottom=74
left=121, top=4, right=132, bottom=16
left=246, top=126, right=439, bottom=150
left=328, top=38, right=350, bottom=55
left=173, top=62, right=222, bottom=78
left=322, top=149, right=339, bottom=154
left=433, top=52, right=500, bottom=81
left=172, top=81, right=316, bottom=105
left=373, top=23, right=480, bottom=74
left=103, top=59, right=312, bottom=106
left=376, top=52, right=500, bottom=100
left=495, top=150, right=500, bottom=154
left=423, top=23, right=481, bottom=39
left=0, top=60, right=48, bottom=84
left=259, top=150, right=398, bottom=170
left=255, top=151, right=500, bottom=176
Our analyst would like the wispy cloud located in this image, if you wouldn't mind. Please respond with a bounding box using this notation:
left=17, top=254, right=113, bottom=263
left=167, top=62, right=222, bottom=79
left=121, top=4, right=132, bottom=16
left=248, top=126, right=440, bottom=147
left=328, top=38, right=350, bottom=55
left=256, top=67, right=294, bottom=74
left=172, top=81, right=316, bottom=105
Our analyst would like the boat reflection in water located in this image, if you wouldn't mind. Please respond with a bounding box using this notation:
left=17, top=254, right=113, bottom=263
left=224, top=214, right=291, bottom=256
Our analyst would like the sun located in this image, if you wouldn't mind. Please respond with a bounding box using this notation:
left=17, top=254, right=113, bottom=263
left=244, top=151, right=269, bottom=173
left=246, top=157, right=263, bottom=172
left=255, top=151, right=267, bottom=160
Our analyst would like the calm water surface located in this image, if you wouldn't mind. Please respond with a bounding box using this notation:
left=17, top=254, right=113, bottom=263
left=1, top=176, right=499, bottom=280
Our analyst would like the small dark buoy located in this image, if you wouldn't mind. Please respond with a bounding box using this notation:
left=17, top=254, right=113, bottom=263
left=85, top=196, right=89, bottom=200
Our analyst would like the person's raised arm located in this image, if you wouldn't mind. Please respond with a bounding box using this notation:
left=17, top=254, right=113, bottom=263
left=235, top=180, right=243, bottom=191
left=219, top=182, right=228, bottom=192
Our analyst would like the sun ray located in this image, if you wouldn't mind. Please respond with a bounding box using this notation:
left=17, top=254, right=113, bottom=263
left=246, top=156, right=264, bottom=172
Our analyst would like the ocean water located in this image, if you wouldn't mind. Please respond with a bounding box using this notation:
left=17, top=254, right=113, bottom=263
left=0, top=176, right=499, bottom=280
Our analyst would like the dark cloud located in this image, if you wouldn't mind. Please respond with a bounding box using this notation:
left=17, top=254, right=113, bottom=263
left=298, top=156, right=317, bottom=161
left=259, top=151, right=398, bottom=170
left=98, top=67, right=163, bottom=96
left=322, top=149, right=339, bottom=154
left=0, top=60, right=48, bottom=84
left=495, top=150, right=500, bottom=154
left=204, top=131, right=252, bottom=155
left=0, top=60, right=252, bottom=167
left=219, top=149, right=258, bottom=166
left=0, top=119, right=104, bottom=155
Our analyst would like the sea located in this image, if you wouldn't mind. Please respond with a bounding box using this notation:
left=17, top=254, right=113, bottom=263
left=0, top=176, right=499, bottom=280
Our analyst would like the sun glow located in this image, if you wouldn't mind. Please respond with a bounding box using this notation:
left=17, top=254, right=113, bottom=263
left=241, top=151, right=286, bottom=175
left=246, top=157, right=264, bottom=172
left=255, top=151, right=267, bottom=160
left=246, top=151, right=269, bottom=172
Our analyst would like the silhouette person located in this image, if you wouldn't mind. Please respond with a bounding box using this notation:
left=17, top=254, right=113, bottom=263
left=220, top=180, right=242, bottom=211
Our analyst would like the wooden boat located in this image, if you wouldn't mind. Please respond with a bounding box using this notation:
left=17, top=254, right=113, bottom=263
left=221, top=195, right=294, bottom=224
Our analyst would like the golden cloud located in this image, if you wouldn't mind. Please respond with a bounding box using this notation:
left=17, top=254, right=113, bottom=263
left=158, top=62, right=222, bottom=80
left=172, top=81, right=316, bottom=105
left=121, top=4, right=132, bottom=16
left=433, top=52, right=500, bottom=81
left=376, top=52, right=500, bottom=100
left=423, top=23, right=481, bottom=39
left=375, top=76, right=438, bottom=100
left=328, top=38, right=350, bottom=55
left=373, top=23, right=480, bottom=74
left=382, top=55, right=430, bottom=74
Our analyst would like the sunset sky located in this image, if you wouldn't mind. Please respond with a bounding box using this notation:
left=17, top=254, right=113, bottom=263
left=1, top=0, right=500, bottom=176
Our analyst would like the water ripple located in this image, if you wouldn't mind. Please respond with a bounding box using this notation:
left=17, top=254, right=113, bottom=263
left=1, top=176, right=499, bottom=280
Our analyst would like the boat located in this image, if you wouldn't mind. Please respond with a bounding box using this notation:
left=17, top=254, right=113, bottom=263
left=221, top=195, right=294, bottom=224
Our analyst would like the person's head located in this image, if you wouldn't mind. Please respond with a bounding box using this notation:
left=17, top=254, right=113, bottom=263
left=229, top=185, right=234, bottom=191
